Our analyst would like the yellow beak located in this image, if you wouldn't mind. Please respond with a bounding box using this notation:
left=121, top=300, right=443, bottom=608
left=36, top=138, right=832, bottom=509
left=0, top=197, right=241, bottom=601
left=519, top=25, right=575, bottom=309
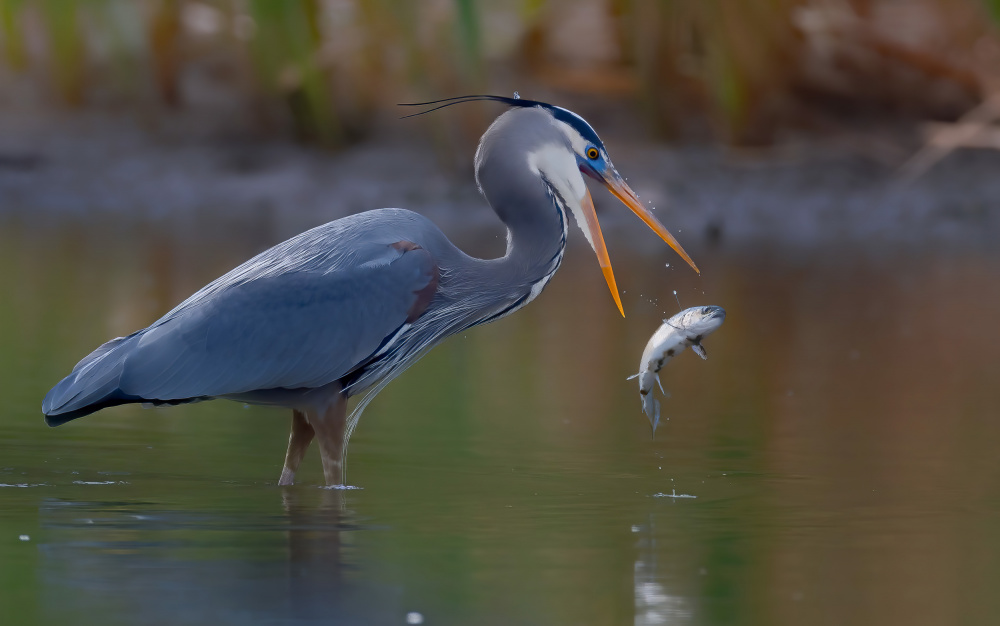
left=603, top=174, right=700, bottom=275
left=578, top=169, right=699, bottom=317
left=578, top=187, right=625, bottom=317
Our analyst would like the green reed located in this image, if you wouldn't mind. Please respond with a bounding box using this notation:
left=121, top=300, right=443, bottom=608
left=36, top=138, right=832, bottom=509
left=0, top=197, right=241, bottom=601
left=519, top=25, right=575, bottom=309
left=0, top=0, right=994, bottom=145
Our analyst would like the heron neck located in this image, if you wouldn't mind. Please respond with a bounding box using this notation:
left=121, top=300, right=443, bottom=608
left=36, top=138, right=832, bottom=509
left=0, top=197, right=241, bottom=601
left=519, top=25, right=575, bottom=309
left=471, top=109, right=572, bottom=308
left=501, top=191, right=566, bottom=278
left=475, top=173, right=567, bottom=308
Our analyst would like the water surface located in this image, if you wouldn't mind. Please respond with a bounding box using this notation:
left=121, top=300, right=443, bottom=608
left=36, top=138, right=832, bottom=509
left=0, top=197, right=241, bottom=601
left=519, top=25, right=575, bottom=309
left=2, top=213, right=999, bottom=625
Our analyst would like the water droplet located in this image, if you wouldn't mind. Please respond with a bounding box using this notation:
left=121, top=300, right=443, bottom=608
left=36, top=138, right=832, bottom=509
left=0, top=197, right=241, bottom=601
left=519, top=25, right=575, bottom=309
left=18, top=535, right=29, bottom=541
left=512, top=91, right=520, bottom=100
left=406, top=612, right=425, bottom=624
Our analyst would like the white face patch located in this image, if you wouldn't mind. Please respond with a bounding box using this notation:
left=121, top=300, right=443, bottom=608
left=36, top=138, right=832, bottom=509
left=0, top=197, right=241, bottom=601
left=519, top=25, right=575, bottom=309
left=526, top=143, right=598, bottom=254
left=550, top=116, right=592, bottom=156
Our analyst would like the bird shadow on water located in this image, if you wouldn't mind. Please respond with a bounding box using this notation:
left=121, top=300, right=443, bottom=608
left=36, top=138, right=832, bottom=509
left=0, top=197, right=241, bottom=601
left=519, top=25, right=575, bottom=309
left=35, top=487, right=401, bottom=626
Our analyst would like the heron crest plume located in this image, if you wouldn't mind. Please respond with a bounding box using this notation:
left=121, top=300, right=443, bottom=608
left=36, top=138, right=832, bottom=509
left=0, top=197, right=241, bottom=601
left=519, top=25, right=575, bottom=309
left=398, top=94, right=540, bottom=118
left=398, top=95, right=604, bottom=148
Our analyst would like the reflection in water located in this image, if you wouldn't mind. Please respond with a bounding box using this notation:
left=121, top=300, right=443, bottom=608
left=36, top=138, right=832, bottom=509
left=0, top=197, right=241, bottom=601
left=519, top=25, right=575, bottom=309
left=2, top=212, right=1000, bottom=625
left=280, top=488, right=353, bottom=621
left=634, top=515, right=693, bottom=625
left=36, top=490, right=399, bottom=625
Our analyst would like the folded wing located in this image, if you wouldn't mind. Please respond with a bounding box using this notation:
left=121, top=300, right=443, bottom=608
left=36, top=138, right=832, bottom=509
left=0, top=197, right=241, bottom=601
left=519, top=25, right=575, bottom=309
left=43, top=228, right=438, bottom=425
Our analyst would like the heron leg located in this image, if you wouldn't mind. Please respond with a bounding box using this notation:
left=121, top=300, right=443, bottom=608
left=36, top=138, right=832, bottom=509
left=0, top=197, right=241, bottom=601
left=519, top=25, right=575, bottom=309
left=278, top=410, right=314, bottom=486
left=304, top=393, right=348, bottom=487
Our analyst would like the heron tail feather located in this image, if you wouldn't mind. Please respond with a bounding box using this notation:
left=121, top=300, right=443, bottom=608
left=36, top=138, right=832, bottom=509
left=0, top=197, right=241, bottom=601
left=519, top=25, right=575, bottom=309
left=42, top=333, right=139, bottom=426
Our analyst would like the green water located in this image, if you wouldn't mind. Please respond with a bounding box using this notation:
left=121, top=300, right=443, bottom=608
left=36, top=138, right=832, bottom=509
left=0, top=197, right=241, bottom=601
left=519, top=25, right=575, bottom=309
left=2, top=214, right=1000, bottom=625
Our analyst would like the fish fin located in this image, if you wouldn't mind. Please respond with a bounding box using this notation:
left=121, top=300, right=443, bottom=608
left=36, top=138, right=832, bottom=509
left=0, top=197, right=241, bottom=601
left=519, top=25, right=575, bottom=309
left=642, top=393, right=658, bottom=434
left=691, top=343, right=708, bottom=360
left=626, top=372, right=640, bottom=381
left=655, top=373, right=665, bottom=395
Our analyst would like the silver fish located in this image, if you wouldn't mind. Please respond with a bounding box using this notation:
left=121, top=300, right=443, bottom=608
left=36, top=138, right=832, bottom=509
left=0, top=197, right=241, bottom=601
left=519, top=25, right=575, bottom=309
left=628, top=305, right=726, bottom=436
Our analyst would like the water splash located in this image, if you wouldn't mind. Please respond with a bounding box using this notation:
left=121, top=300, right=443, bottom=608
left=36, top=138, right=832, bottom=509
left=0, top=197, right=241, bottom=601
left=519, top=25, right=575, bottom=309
left=652, top=490, right=696, bottom=499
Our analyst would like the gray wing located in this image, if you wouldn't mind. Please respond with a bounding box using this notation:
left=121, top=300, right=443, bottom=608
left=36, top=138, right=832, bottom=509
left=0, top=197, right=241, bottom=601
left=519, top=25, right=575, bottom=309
left=43, top=210, right=441, bottom=417
left=121, top=246, right=435, bottom=399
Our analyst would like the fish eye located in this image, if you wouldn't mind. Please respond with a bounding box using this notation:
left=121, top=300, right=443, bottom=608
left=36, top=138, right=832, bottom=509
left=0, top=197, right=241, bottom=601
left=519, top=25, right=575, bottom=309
left=586, top=147, right=599, bottom=160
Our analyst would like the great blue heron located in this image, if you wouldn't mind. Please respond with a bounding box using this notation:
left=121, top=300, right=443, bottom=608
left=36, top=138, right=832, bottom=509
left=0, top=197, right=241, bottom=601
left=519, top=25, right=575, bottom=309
left=42, top=95, right=699, bottom=486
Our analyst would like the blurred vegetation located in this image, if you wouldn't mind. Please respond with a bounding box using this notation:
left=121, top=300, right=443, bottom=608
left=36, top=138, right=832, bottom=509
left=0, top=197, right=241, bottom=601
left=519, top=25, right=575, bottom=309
left=0, top=0, right=997, bottom=145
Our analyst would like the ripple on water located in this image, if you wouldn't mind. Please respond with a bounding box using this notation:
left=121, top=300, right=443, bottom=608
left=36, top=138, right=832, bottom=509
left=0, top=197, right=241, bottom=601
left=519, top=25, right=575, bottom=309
left=72, top=481, right=130, bottom=486
left=652, top=490, right=697, bottom=499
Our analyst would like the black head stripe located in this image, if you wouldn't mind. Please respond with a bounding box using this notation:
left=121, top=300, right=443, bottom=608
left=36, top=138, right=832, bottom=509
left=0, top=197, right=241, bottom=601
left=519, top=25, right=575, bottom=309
left=399, top=95, right=605, bottom=149
left=547, top=106, right=604, bottom=149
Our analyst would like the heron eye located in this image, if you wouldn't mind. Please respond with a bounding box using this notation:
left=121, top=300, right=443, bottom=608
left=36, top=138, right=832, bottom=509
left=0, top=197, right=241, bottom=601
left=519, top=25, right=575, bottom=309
left=586, top=147, right=599, bottom=160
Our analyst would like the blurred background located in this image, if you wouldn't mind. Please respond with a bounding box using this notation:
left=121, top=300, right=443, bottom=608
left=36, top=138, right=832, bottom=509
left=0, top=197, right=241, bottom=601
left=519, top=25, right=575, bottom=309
left=2, top=0, right=999, bottom=143
left=2, top=2, right=1000, bottom=626
left=1, top=0, right=999, bottom=240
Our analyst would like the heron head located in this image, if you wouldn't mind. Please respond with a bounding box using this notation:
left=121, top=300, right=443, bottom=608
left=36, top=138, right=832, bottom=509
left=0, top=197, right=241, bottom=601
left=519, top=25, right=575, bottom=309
left=529, top=102, right=700, bottom=316
left=400, top=95, right=699, bottom=317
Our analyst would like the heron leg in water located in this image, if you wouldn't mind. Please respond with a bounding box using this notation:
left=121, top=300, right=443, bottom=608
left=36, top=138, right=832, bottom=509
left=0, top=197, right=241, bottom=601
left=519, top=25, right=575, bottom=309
left=278, top=410, right=314, bottom=486
left=303, top=392, right=348, bottom=486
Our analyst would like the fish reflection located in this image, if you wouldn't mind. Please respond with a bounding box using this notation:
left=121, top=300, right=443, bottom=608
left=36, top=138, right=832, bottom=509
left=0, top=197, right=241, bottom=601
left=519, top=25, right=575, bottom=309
left=634, top=516, right=694, bottom=625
